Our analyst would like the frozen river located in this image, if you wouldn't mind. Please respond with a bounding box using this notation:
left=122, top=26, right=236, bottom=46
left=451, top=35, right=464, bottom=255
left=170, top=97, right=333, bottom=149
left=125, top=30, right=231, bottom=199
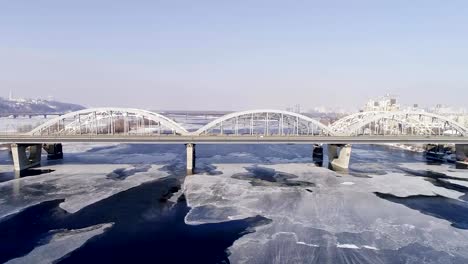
left=1, top=116, right=468, bottom=263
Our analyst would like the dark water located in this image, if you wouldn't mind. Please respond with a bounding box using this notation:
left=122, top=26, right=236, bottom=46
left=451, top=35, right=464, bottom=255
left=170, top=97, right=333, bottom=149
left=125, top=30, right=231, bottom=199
left=0, top=143, right=467, bottom=263
left=375, top=192, right=468, bottom=229
left=0, top=175, right=270, bottom=264
left=232, top=165, right=316, bottom=187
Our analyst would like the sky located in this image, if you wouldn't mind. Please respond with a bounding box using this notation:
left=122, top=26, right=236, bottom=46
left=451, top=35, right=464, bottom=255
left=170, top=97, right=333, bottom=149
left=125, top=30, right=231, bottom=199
left=1, top=0, right=468, bottom=111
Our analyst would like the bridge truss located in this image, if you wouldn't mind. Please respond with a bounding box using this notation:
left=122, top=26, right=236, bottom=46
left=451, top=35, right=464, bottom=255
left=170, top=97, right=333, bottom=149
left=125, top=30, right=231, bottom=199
left=28, top=108, right=188, bottom=136
left=23, top=108, right=468, bottom=138
left=194, top=110, right=336, bottom=136
left=331, top=111, right=468, bottom=137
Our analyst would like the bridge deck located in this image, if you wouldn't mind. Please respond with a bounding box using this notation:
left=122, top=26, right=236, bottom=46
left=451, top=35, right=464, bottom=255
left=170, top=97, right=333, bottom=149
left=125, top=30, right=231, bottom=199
left=1, top=135, right=468, bottom=144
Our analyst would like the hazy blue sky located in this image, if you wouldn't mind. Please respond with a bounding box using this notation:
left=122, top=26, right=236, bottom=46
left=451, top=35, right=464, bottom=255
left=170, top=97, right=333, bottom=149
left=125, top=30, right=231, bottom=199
left=1, top=1, right=467, bottom=111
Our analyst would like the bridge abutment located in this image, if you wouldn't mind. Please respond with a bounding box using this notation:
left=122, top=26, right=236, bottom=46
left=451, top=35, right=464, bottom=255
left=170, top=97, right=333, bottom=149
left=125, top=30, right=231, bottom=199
left=186, top=143, right=196, bottom=175
left=11, top=143, right=42, bottom=171
left=456, top=144, right=468, bottom=169
left=327, top=144, right=352, bottom=170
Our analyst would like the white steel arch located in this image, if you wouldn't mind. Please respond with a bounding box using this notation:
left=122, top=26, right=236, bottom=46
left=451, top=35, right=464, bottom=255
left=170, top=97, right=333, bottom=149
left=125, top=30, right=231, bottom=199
left=194, top=109, right=336, bottom=136
left=28, top=108, right=188, bottom=136
left=331, top=112, right=376, bottom=134
left=332, top=111, right=468, bottom=137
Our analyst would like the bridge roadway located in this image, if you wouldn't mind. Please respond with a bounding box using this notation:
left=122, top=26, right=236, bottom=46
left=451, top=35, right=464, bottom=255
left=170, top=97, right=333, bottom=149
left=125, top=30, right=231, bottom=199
left=0, top=113, right=65, bottom=118
left=1, top=135, right=468, bottom=144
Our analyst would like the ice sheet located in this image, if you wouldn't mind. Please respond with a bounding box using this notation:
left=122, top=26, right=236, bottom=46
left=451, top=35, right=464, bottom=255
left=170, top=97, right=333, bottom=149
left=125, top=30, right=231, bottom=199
left=184, top=163, right=468, bottom=263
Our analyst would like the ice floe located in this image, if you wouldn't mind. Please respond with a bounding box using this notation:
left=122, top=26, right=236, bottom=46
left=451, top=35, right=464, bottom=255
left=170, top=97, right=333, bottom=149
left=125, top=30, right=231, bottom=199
left=0, top=163, right=169, bottom=218
left=6, top=223, right=113, bottom=264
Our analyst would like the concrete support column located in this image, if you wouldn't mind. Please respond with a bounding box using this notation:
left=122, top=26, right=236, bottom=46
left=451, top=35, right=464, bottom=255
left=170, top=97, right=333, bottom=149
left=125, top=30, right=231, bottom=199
left=186, top=143, right=196, bottom=175
left=456, top=144, right=468, bottom=169
left=11, top=143, right=42, bottom=171
left=43, top=143, right=63, bottom=160
left=312, top=144, right=324, bottom=165
left=327, top=144, right=352, bottom=170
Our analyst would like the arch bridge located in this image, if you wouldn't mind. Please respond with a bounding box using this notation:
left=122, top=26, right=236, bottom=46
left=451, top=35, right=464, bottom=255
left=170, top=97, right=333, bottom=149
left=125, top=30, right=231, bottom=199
left=24, top=108, right=467, bottom=138
left=2, top=108, right=468, bottom=173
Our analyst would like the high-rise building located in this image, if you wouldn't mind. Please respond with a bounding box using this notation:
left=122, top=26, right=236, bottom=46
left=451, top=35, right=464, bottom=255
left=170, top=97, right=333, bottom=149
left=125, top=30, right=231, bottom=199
left=363, top=94, right=400, bottom=112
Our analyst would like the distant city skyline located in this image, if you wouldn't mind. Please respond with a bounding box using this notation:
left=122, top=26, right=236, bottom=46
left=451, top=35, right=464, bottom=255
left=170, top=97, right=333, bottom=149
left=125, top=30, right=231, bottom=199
left=1, top=1, right=467, bottom=111
left=4, top=90, right=466, bottom=115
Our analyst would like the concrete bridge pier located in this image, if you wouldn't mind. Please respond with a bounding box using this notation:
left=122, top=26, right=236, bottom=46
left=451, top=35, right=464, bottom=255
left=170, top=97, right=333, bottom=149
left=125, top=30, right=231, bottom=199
left=43, top=143, right=64, bottom=160
left=312, top=144, right=324, bottom=165
left=456, top=144, right=468, bottom=169
left=327, top=144, right=352, bottom=170
left=11, top=143, right=43, bottom=171
left=186, top=143, right=196, bottom=175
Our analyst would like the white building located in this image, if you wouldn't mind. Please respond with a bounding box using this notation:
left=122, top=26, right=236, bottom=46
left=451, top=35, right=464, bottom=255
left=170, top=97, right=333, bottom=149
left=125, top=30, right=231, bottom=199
left=363, top=94, right=400, bottom=112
